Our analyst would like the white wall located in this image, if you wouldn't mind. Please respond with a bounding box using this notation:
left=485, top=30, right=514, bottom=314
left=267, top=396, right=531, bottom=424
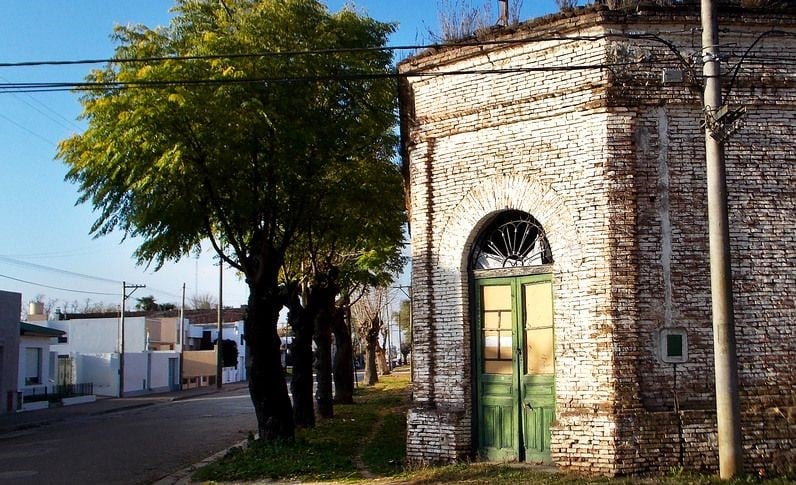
left=75, top=353, right=119, bottom=397
left=123, top=352, right=148, bottom=394
left=47, top=317, right=148, bottom=354
left=148, top=351, right=179, bottom=392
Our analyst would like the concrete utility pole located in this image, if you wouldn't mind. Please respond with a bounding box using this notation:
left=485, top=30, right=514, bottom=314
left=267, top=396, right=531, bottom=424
left=179, top=282, right=185, bottom=390
left=120, top=281, right=145, bottom=398
left=217, top=261, right=223, bottom=389
left=700, top=0, right=743, bottom=478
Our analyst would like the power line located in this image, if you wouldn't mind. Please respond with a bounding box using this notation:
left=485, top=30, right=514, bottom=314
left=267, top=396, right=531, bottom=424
left=0, top=272, right=117, bottom=296
left=0, top=255, right=121, bottom=285
left=0, top=30, right=715, bottom=71
left=0, top=61, right=649, bottom=94
left=0, top=75, right=82, bottom=131
left=0, top=34, right=659, bottom=69
left=0, top=111, right=57, bottom=144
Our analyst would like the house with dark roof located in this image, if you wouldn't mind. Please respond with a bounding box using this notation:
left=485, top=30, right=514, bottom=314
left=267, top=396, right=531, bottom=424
left=1, top=290, right=72, bottom=412
left=17, top=321, right=66, bottom=411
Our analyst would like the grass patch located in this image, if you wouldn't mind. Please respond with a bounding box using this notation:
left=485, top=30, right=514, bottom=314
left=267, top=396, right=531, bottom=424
left=398, top=464, right=796, bottom=484
left=193, top=370, right=410, bottom=483
left=361, top=412, right=407, bottom=475
left=193, top=370, right=795, bottom=484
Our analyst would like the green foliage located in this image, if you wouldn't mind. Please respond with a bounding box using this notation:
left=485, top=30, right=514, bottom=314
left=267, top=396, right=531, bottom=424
left=395, top=298, right=411, bottom=342
left=135, top=295, right=175, bottom=311
left=58, top=0, right=400, bottom=280
left=135, top=295, right=158, bottom=311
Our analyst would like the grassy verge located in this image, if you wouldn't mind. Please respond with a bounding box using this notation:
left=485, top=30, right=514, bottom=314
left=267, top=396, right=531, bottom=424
left=399, top=464, right=796, bottom=484
left=194, top=371, right=794, bottom=484
left=193, top=370, right=410, bottom=483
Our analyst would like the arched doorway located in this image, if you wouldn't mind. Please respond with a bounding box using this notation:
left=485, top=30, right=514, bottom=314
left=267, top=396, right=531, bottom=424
left=471, top=210, right=555, bottom=463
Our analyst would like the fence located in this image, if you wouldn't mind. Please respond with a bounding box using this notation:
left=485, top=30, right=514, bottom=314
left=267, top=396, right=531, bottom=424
left=21, top=383, right=94, bottom=404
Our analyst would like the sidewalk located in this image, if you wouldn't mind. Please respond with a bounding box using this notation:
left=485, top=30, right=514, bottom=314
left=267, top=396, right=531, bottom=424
left=0, top=382, right=249, bottom=437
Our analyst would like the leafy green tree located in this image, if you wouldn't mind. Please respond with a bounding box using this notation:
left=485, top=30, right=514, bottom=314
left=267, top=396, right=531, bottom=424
left=395, top=298, right=411, bottom=343
left=58, top=0, right=397, bottom=441
left=135, top=295, right=159, bottom=311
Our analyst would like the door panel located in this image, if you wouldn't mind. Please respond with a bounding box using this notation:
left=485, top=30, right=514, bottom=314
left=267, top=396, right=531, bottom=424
left=477, top=283, right=516, bottom=459
left=476, top=276, right=555, bottom=463
left=480, top=376, right=517, bottom=460
left=520, top=280, right=554, bottom=463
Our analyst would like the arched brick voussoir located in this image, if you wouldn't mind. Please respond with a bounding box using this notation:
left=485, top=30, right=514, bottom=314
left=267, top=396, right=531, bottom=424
left=437, top=173, right=583, bottom=275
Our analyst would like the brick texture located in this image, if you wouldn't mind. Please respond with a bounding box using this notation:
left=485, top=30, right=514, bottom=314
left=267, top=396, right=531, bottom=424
left=399, top=5, right=796, bottom=476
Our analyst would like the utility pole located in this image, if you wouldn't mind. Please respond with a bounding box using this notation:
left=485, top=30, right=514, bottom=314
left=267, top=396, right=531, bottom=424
left=179, top=282, right=185, bottom=390
left=120, top=281, right=145, bottom=397
left=217, top=261, right=223, bottom=389
left=701, top=0, right=743, bottom=478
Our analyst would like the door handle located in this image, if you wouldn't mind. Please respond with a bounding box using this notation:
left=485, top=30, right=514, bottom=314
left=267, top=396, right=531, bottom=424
left=524, top=402, right=533, bottom=410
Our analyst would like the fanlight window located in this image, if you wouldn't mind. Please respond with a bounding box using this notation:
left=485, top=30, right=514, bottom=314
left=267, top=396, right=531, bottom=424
left=472, top=210, right=553, bottom=270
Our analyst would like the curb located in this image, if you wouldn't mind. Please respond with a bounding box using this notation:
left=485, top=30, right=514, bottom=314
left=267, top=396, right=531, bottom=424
left=152, top=437, right=250, bottom=485
left=90, top=402, right=156, bottom=416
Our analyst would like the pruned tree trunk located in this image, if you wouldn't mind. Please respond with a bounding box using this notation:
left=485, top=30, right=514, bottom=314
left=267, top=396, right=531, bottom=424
left=332, top=300, right=354, bottom=404
left=313, top=281, right=335, bottom=419
left=364, top=319, right=380, bottom=386
left=375, top=341, right=391, bottom=376
left=287, top=287, right=315, bottom=429
left=245, top=279, right=294, bottom=441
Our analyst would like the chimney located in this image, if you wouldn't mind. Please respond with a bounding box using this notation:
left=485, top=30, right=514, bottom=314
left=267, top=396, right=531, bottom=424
left=498, top=0, right=509, bottom=26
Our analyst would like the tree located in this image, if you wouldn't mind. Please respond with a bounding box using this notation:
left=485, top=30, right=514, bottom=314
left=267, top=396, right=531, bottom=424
left=394, top=298, right=411, bottom=364
left=58, top=0, right=397, bottom=441
left=189, top=293, right=217, bottom=310
left=215, top=338, right=240, bottom=367
left=136, top=295, right=159, bottom=311
left=394, top=298, right=411, bottom=343
left=282, top=148, right=405, bottom=420
left=351, top=286, right=394, bottom=385
left=434, top=0, right=524, bottom=42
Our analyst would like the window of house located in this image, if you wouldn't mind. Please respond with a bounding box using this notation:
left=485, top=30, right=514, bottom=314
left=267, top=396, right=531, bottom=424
left=25, top=347, right=42, bottom=385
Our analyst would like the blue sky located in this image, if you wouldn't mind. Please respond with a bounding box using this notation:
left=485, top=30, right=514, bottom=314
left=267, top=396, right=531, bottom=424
left=0, top=1, right=560, bottom=311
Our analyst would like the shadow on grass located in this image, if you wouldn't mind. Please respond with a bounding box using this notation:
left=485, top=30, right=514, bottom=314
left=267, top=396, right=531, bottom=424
left=192, top=370, right=795, bottom=485
left=192, top=371, right=410, bottom=483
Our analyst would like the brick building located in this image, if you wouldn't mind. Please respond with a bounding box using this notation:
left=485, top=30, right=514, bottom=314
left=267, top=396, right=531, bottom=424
left=398, top=5, right=795, bottom=475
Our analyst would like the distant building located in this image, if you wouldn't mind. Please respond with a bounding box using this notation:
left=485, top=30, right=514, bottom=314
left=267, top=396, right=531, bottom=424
left=44, top=315, right=180, bottom=397
left=399, top=5, right=795, bottom=475
left=1, top=291, right=68, bottom=412
left=0, top=291, right=21, bottom=414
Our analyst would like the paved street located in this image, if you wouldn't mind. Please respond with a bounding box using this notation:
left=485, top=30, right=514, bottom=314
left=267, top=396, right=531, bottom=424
left=0, top=385, right=256, bottom=484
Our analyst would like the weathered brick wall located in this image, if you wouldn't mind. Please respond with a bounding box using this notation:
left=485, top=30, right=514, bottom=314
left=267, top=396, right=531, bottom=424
left=400, top=6, right=795, bottom=476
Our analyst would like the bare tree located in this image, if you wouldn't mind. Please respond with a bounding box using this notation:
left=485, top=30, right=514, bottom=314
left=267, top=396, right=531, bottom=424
left=189, top=293, right=217, bottom=310
left=350, top=286, right=395, bottom=385
left=556, top=0, right=579, bottom=10
left=434, top=0, right=524, bottom=42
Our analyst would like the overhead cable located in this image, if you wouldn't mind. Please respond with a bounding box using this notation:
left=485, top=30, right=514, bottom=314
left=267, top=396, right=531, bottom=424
left=0, top=272, right=118, bottom=296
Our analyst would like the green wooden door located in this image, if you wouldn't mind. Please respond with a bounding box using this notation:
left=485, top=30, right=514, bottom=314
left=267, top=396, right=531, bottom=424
left=519, top=279, right=555, bottom=463
left=476, top=276, right=554, bottom=463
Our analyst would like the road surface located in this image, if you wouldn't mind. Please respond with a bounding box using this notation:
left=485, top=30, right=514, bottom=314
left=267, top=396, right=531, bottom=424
left=0, top=387, right=256, bottom=484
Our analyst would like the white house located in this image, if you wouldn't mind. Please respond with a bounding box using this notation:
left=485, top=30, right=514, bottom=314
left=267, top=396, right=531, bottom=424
left=17, top=322, right=66, bottom=411
left=43, top=315, right=180, bottom=397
